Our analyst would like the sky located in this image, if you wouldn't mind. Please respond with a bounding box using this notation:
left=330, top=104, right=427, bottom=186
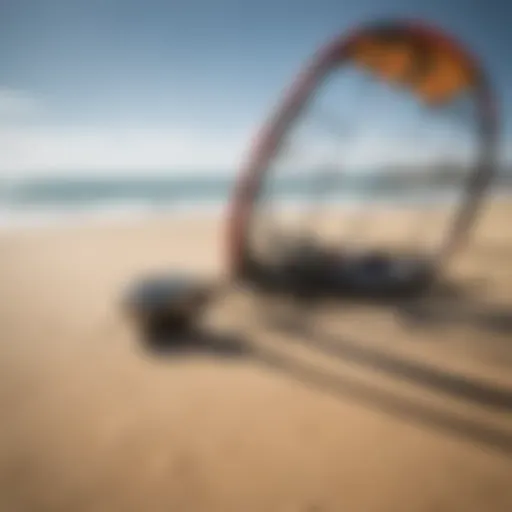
left=0, top=0, right=510, bottom=176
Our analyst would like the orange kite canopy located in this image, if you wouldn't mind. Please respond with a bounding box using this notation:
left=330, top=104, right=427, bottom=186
left=342, top=23, right=479, bottom=106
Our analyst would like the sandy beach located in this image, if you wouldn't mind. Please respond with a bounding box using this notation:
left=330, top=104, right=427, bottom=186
left=0, top=200, right=511, bottom=512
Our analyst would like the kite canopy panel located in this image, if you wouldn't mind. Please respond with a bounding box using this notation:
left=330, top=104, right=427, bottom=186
left=342, top=24, right=478, bottom=106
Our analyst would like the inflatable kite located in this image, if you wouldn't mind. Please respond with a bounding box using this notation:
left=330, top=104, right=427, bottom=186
left=227, top=19, right=498, bottom=296
left=125, top=20, right=499, bottom=341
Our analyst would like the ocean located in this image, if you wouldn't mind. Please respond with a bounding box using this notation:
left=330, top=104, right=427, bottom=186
left=0, top=173, right=500, bottom=231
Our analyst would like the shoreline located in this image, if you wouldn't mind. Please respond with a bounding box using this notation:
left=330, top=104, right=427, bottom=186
left=1, top=191, right=510, bottom=233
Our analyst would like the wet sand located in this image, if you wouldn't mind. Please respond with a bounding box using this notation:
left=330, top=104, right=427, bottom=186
left=0, top=202, right=511, bottom=512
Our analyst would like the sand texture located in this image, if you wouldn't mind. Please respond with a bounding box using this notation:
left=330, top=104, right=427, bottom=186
left=0, top=201, right=511, bottom=512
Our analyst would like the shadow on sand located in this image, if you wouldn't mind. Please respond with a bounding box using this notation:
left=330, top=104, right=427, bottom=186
left=139, top=322, right=512, bottom=458
left=398, top=296, right=512, bottom=336
left=249, top=274, right=512, bottom=337
left=332, top=278, right=512, bottom=336
left=269, top=316, right=512, bottom=413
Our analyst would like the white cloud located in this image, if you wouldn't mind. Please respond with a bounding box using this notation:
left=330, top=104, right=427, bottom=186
left=0, top=87, right=252, bottom=176
left=0, top=126, right=250, bottom=176
left=0, top=125, right=479, bottom=177
left=275, top=132, right=476, bottom=174
left=0, top=87, right=487, bottom=177
left=0, top=88, right=44, bottom=121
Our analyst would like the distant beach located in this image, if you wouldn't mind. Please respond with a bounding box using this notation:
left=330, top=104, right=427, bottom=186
left=1, top=171, right=508, bottom=230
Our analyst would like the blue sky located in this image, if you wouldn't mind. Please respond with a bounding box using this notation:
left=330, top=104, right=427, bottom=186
left=0, top=0, right=509, bottom=175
